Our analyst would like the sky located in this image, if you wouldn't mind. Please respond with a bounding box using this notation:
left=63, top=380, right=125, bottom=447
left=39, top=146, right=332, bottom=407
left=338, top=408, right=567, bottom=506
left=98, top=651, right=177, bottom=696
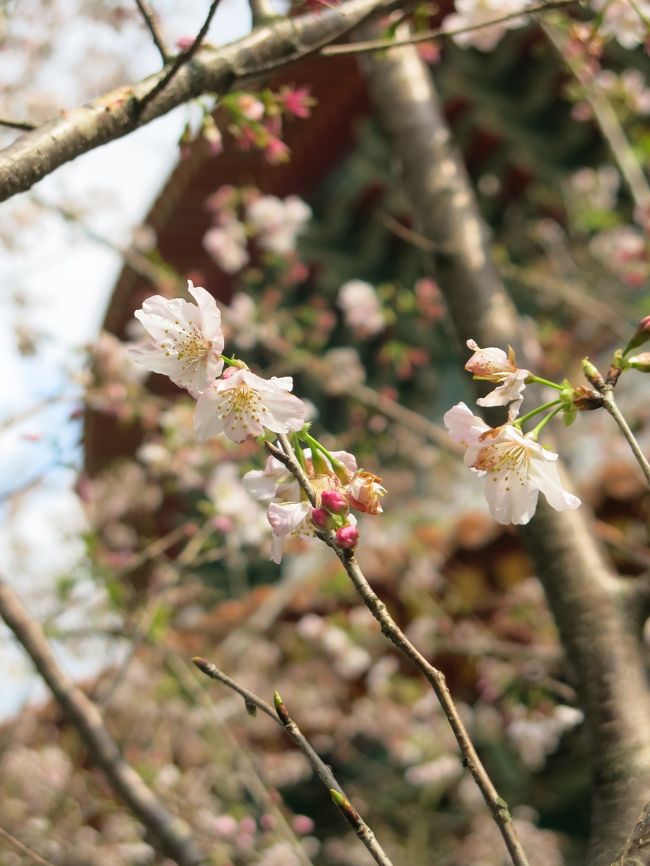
left=0, top=0, right=255, bottom=717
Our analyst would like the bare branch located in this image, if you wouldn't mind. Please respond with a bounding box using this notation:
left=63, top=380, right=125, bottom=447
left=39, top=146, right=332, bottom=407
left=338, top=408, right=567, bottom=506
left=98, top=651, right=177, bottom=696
left=322, top=0, right=576, bottom=55
left=599, top=385, right=650, bottom=488
left=0, top=825, right=58, bottom=866
left=138, top=0, right=224, bottom=112
left=0, top=118, right=36, bottom=132
left=134, top=0, right=171, bottom=63
left=193, top=657, right=397, bottom=866
left=0, top=579, right=204, bottom=866
left=0, top=0, right=399, bottom=203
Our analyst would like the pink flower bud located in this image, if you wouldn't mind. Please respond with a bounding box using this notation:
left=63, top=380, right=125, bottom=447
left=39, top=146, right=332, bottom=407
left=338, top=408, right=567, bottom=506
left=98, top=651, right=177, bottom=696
left=335, top=525, right=359, bottom=549
left=624, top=315, right=650, bottom=355
left=627, top=351, right=650, bottom=372
left=321, top=489, right=348, bottom=514
left=310, top=507, right=332, bottom=529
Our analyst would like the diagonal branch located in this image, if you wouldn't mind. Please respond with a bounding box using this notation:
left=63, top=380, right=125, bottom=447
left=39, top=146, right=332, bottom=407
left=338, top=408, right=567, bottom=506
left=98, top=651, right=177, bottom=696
left=0, top=578, right=204, bottom=866
left=134, top=0, right=171, bottom=63
left=0, top=0, right=400, bottom=203
left=192, top=657, right=397, bottom=866
left=137, top=0, right=223, bottom=112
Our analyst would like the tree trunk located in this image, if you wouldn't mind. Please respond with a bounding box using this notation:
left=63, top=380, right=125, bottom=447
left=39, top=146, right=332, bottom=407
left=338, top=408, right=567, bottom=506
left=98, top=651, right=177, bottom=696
left=360, top=29, right=650, bottom=865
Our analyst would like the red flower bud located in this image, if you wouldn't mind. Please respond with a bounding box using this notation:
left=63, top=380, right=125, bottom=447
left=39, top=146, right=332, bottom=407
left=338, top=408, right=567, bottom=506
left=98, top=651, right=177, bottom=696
left=335, top=525, right=359, bottom=549
left=310, top=507, right=332, bottom=529
left=321, top=489, right=349, bottom=514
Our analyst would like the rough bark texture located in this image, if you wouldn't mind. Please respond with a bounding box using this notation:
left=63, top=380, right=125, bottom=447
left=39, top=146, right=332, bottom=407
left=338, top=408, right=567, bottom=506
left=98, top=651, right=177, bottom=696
left=360, top=30, right=650, bottom=866
left=0, top=0, right=399, bottom=203
left=612, top=801, right=650, bottom=866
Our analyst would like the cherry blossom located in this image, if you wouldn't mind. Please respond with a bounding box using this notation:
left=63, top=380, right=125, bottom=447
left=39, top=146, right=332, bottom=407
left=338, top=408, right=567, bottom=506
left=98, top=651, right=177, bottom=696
left=130, top=281, right=224, bottom=394
left=267, top=499, right=311, bottom=563
left=194, top=368, right=307, bottom=443
left=243, top=453, right=299, bottom=504
left=337, top=280, right=385, bottom=338
left=591, top=0, right=650, bottom=49
left=443, top=0, right=530, bottom=51
left=444, top=402, right=581, bottom=525
left=203, top=220, right=249, bottom=274
left=246, top=195, right=312, bottom=255
left=465, top=339, right=530, bottom=419
left=347, top=470, right=386, bottom=514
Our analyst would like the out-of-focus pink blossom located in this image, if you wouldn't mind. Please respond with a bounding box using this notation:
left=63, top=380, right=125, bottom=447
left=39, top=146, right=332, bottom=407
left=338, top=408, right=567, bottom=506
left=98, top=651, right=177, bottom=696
left=591, top=0, right=650, bottom=49
left=203, top=220, right=249, bottom=274
left=277, top=86, right=313, bottom=118
left=337, top=280, right=385, bottom=338
left=443, top=0, right=530, bottom=51
left=233, top=93, right=265, bottom=120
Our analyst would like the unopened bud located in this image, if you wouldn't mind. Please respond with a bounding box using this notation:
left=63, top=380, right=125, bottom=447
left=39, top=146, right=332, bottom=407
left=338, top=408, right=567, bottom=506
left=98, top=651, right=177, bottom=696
left=335, top=524, right=359, bottom=549
left=571, top=385, right=603, bottom=411
left=581, top=358, right=605, bottom=391
left=627, top=352, right=650, bottom=372
left=321, top=489, right=349, bottom=514
left=623, top=315, right=650, bottom=355
left=310, top=507, right=333, bottom=529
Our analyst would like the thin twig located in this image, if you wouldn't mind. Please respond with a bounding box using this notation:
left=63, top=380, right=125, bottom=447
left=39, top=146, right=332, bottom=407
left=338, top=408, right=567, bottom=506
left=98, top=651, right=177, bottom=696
left=138, top=0, right=223, bottom=112
left=0, top=579, right=204, bottom=866
left=249, top=0, right=276, bottom=25
left=0, top=118, right=37, bottom=131
left=192, top=658, right=397, bottom=866
left=273, top=441, right=530, bottom=866
left=134, top=0, right=171, bottom=63
left=0, top=825, right=58, bottom=866
left=544, top=21, right=650, bottom=217
left=600, top=386, right=650, bottom=488
left=167, top=653, right=316, bottom=866
left=322, top=0, right=577, bottom=54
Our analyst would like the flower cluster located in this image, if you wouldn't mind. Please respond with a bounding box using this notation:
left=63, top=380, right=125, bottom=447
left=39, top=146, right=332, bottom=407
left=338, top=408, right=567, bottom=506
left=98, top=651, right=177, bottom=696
left=203, top=186, right=312, bottom=274
left=243, top=446, right=385, bottom=562
left=444, top=339, right=581, bottom=525
left=129, top=281, right=385, bottom=561
left=222, top=87, right=315, bottom=164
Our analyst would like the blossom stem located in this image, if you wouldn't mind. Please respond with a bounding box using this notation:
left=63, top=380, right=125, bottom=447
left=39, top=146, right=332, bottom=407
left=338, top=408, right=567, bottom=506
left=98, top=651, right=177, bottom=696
left=529, top=406, right=564, bottom=439
left=514, top=399, right=562, bottom=428
left=600, top=386, right=650, bottom=489
left=526, top=375, right=564, bottom=391
left=220, top=354, right=246, bottom=368
left=302, top=432, right=344, bottom=470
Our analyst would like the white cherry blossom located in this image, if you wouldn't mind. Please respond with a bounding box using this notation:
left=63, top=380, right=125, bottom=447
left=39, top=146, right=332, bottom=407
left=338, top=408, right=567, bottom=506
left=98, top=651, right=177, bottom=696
left=246, top=195, right=311, bottom=255
left=267, top=499, right=311, bottom=563
left=465, top=338, right=530, bottom=419
left=203, top=220, right=249, bottom=273
left=194, top=368, right=307, bottom=443
left=130, top=281, right=224, bottom=394
left=337, top=280, right=385, bottom=338
left=444, top=0, right=530, bottom=51
left=591, top=0, right=650, bottom=49
left=444, top=402, right=581, bottom=525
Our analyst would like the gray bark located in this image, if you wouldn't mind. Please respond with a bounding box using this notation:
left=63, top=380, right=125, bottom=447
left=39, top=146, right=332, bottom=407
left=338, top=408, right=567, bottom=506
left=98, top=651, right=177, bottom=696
left=360, top=30, right=650, bottom=866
